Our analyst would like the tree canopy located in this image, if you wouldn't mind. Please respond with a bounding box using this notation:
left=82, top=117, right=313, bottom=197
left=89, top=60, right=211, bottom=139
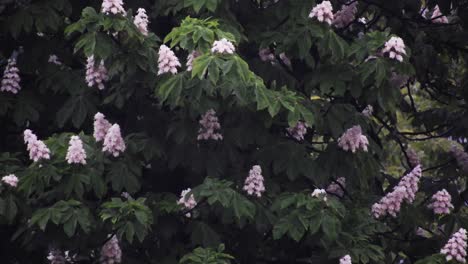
left=1, top=0, right=468, bottom=263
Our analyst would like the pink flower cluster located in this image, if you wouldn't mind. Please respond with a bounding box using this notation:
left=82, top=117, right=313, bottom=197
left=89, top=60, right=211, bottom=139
left=157, top=45, right=181, bottom=75
left=309, top=1, right=334, bottom=25
left=66, top=136, right=87, bottom=165
left=211, top=39, right=236, bottom=54
left=177, top=188, right=197, bottom=217
left=279, top=53, right=291, bottom=66
left=382, top=36, right=406, bottom=62
left=258, top=48, right=291, bottom=67
left=432, top=5, right=448, bottom=24
left=337, top=125, right=369, bottom=153
left=326, top=177, right=346, bottom=197
left=93, top=112, right=112, bottom=142
left=371, top=186, right=406, bottom=218
left=451, top=145, right=468, bottom=172
left=333, top=2, right=358, bottom=28
left=100, top=235, right=122, bottom=264
left=48, top=55, right=62, bottom=65
left=186, top=50, right=201, bottom=71
left=407, top=147, right=420, bottom=168
left=103, top=124, right=126, bottom=157
left=259, top=48, right=275, bottom=62
left=2, top=174, right=18, bottom=188
left=286, top=121, right=308, bottom=141
left=243, top=165, right=265, bottom=197
left=371, top=165, right=422, bottom=218
left=24, top=129, right=51, bottom=162
left=440, top=228, right=467, bottom=263
left=428, top=189, right=454, bottom=215
left=47, top=249, right=67, bottom=264
left=339, top=255, right=352, bottom=264
left=134, top=8, right=149, bottom=36
left=361, top=105, right=373, bottom=117
left=101, top=0, right=126, bottom=15
left=395, top=165, right=423, bottom=203
left=197, top=109, right=223, bottom=141
left=85, top=56, right=108, bottom=90
left=1, top=58, right=21, bottom=94
left=311, top=188, right=327, bottom=201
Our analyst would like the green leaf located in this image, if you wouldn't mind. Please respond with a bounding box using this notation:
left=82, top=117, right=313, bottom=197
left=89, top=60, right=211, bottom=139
left=308, top=212, right=322, bottom=234
left=63, top=217, right=78, bottom=237
left=321, top=213, right=340, bottom=241
left=231, top=193, right=255, bottom=220
left=156, top=74, right=185, bottom=104
left=107, top=161, right=141, bottom=193
left=191, top=222, right=221, bottom=247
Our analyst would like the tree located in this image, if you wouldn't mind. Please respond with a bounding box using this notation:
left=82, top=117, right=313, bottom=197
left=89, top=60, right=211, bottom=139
left=0, top=0, right=467, bottom=263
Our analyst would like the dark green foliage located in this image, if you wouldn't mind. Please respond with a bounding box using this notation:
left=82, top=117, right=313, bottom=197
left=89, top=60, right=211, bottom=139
left=0, top=0, right=468, bottom=263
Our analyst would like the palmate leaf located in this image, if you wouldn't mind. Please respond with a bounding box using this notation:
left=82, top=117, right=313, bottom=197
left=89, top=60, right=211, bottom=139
left=272, top=210, right=308, bottom=241
left=100, top=198, right=153, bottom=243
left=165, top=17, right=235, bottom=51
left=156, top=74, right=186, bottom=105
left=29, top=200, right=92, bottom=237
left=191, top=221, right=221, bottom=247
left=271, top=192, right=343, bottom=241
left=193, top=178, right=256, bottom=221
left=107, top=157, right=141, bottom=193
left=180, top=244, right=234, bottom=264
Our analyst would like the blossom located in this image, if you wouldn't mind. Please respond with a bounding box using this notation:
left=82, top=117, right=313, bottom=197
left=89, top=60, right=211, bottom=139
left=431, top=5, right=448, bottom=24
left=157, top=45, right=181, bottom=75
left=428, top=189, right=454, bottom=215
left=66, top=136, right=87, bottom=165
left=287, top=121, right=308, bottom=141
left=48, top=55, right=62, bottom=65
left=311, top=188, right=327, bottom=201
left=416, top=227, right=431, bottom=238
left=101, top=0, right=126, bottom=15
left=1, top=57, right=21, bottom=94
left=178, top=188, right=197, bottom=217
left=23, top=129, right=51, bottom=162
left=309, top=1, right=334, bottom=25
left=440, top=228, right=467, bottom=263
left=382, top=36, right=406, bottom=62
left=85, top=56, right=108, bottom=90
left=397, top=165, right=422, bottom=203
left=211, top=38, right=236, bottom=54
left=279, top=52, right=291, bottom=66
left=243, top=165, right=265, bottom=197
left=333, top=2, right=358, bottom=28
left=100, top=235, right=122, bottom=264
left=340, top=255, right=352, bottom=264
left=93, top=112, right=112, bottom=142
left=451, top=145, right=468, bottom=172
left=371, top=186, right=406, bottom=218
left=102, top=124, right=126, bottom=157
left=259, top=48, right=275, bottom=62
left=186, top=50, right=201, bottom=71
left=2, top=174, right=18, bottom=188
left=326, top=177, right=345, bottom=197
left=407, top=147, right=420, bottom=168
left=337, top=125, right=369, bottom=153
left=197, top=109, right=223, bottom=141
left=362, top=105, right=373, bottom=117
left=134, top=8, right=149, bottom=36
left=121, top=192, right=132, bottom=200
left=47, top=249, right=66, bottom=264
left=372, top=165, right=422, bottom=218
